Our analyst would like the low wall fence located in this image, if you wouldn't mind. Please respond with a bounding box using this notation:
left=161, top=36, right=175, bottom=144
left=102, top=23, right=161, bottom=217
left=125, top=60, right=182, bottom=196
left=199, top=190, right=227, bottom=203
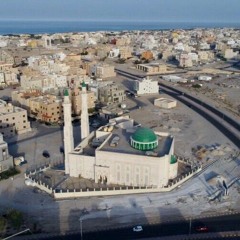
left=25, top=164, right=51, bottom=177
left=177, top=156, right=192, bottom=165
left=24, top=160, right=202, bottom=199
left=53, top=166, right=202, bottom=199
left=27, top=176, right=53, bottom=194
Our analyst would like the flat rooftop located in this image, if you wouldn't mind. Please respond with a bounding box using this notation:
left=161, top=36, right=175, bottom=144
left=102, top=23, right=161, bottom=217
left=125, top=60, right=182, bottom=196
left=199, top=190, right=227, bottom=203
left=99, top=127, right=172, bottom=157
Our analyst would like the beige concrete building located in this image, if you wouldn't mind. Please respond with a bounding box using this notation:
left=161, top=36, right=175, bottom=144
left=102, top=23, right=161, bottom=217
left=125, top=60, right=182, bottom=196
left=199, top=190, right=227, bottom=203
left=194, top=51, right=214, bottom=63
left=141, top=50, right=154, bottom=60
left=116, top=38, right=130, bottom=46
left=98, top=83, right=125, bottom=104
left=35, top=95, right=63, bottom=123
left=0, top=133, right=13, bottom=173
left=88, top=63, right=116, bottom=79
left=0, top=100, right=31, bottom=138
left=179, top=53, right=193, bottom=68
left=136, top=63, right=167, bottom=74
left=11, top=90, right=42, bottom=114
left=0, top=50, right=15, bottom=65
left=224, top=49, right=238, bottom=59
left=119, top=46, right=133, bottom=59
left=154, top=98, right=177, bottom=109
left=71, top=87, right=96, bottom=116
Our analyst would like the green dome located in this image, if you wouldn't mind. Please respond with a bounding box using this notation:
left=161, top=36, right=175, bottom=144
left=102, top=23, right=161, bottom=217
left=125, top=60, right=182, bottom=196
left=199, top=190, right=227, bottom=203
left=132, top=127, right=157, bottom=143
left=130, top=127, right=158, bottom=151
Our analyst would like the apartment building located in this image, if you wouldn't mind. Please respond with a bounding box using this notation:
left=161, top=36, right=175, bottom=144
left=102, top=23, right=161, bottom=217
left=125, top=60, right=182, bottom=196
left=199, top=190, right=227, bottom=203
left=98, top=83, right=125, bottom=104
left=0, top=133, right=13, bottom=173
left=133, top=77, right=159, bottom=95
left=0, top=100, right=31, bottom=137
left=141, top=50, right=154, bottom=60
left=136, top=63, right=167, bottom=74
left=0, top=50, right=15, bottom=65
left=35, top=95, right=63, bottom=123
left=119, top=46, right=133, bottom=59
left=71, top=87, right=96, bottom=115
left=88, top=63, right=116, bottom=79
left=11, top=90, right=42, bottom=114
left=178, top=53, right=193, bottom=68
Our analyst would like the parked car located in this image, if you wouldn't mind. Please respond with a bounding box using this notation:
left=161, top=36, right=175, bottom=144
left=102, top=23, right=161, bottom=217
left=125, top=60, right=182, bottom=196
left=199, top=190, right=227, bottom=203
left=42, top=151, right=50, bottom=158
left=193, top=221, right=209, bottom=232
left=133, top=226, right=143, bottom=232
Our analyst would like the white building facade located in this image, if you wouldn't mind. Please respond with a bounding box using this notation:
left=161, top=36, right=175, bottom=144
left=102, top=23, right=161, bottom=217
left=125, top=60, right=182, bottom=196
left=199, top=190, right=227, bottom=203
left=133, top=77, right=159, bottom=95
left=67, top=117, right=178, bottom=188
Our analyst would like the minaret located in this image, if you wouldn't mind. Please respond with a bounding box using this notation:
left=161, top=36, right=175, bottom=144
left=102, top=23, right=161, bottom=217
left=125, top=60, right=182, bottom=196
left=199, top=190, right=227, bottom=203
left=63, top=89, right=74, bottom=175
left=81, top=82, right=90, bottom=140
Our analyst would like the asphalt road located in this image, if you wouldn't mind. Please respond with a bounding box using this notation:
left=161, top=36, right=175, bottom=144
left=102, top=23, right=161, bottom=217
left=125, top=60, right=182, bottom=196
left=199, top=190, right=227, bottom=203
left=21, top=213, right=240, bottom=240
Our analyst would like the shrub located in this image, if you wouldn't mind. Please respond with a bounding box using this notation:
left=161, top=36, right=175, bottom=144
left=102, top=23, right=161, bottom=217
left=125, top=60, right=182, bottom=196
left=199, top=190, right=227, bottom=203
left=7, top=210, right=23, bottom=230
left=0, top=217, right=7, bottom=232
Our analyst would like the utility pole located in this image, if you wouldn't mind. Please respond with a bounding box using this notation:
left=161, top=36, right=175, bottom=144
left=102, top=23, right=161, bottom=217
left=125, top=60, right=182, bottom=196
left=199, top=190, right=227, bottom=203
left=189, top=217, right=192, bottom=235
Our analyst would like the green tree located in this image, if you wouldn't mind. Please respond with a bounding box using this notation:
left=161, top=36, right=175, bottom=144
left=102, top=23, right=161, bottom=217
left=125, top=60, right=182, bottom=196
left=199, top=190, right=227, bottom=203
left=0, top=217, right=6, bottom=232
left=7, top=210, right=23, bottom=229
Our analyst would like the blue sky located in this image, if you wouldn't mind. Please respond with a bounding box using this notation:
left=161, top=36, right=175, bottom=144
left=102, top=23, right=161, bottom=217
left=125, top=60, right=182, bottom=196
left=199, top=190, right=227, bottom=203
left=0, top=0, right=239, bottom=22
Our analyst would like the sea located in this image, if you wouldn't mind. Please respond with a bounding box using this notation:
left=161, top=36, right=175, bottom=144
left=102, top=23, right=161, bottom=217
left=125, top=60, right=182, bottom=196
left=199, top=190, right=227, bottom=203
left=0, top=20, right=239, bottom=35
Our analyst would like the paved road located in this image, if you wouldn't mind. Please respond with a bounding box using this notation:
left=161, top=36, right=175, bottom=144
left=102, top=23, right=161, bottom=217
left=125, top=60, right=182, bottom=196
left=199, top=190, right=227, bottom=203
left=15, top=213, right=240, bottom=239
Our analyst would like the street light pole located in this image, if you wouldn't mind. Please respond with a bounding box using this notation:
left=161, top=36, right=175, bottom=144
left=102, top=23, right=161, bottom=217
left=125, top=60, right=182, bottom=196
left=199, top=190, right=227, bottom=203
left=189, top=217, right=192, bottom=235
left=80, top=218, right=83, bottom=240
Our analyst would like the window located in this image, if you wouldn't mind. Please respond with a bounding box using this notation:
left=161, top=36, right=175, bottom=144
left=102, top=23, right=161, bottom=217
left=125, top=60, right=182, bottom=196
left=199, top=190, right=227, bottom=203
left=23, top=126, right=26, bottom=128
left=23, top=115, right=25, bottom=117
left=12, top=117, right=15, bottom=120
left=23, top=120, right=26, bottom=123
left=6, top=118, right=8, bottom=121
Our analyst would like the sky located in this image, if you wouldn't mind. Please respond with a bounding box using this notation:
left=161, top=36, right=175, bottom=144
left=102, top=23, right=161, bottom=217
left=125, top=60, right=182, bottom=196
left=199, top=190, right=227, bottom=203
left=0, top=0, right=240, bottom=22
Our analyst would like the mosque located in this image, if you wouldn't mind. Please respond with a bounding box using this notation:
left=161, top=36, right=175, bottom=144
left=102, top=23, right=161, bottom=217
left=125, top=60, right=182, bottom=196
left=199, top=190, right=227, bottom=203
left=63, top=83, right=178, bottom=188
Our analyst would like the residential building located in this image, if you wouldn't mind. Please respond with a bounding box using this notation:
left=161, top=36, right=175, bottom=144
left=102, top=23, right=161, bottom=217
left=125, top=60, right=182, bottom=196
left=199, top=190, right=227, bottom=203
left=133, top=77, right=159, bottom=95
left=88, top=63, right=116, bottom=79
left=71, top=87, right=96, bottom=116
left=136, top=63, right=167, bottom=74
left=98, top=83, right=125, bottom=104
left=0, top=100, right=31, bottom=137
left=178, top=53, right=193, bottom=68
left=35, top=95, right=63, bottom=123
left=141, top=50, right=153, bottom=60
left=0, top=133, right=13, bottom=173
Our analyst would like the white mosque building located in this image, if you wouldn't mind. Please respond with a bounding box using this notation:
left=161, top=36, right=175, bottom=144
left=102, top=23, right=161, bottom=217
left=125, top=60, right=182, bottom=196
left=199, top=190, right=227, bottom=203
left=63, top=83, right=178, bottom=188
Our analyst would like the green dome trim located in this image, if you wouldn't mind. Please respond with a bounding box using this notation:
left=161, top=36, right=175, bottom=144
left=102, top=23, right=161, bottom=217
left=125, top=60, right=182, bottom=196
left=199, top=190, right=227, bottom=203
left=64, top=89, right=69, bottom=96
left=170, top=155, right=177, bottom=164
left=132, top=127, right=157, bottom=143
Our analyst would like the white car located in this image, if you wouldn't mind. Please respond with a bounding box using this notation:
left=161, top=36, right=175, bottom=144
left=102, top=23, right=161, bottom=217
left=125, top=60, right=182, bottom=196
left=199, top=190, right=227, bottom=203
left=133, top=225, right=143, bottom=232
